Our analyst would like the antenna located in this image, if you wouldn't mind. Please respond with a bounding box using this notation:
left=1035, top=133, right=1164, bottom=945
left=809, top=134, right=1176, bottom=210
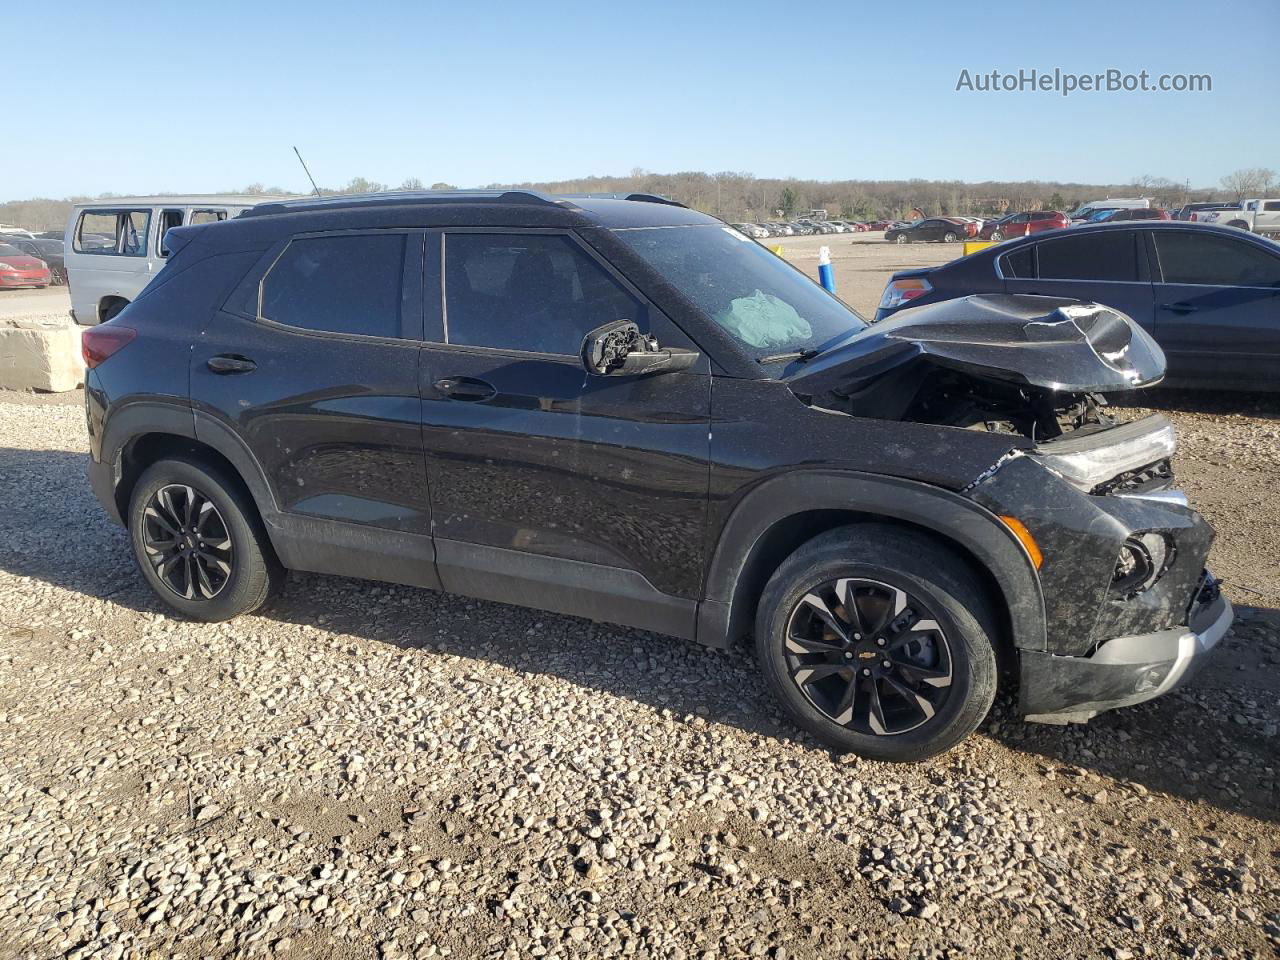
left=292, top=146, right=321, bottom=197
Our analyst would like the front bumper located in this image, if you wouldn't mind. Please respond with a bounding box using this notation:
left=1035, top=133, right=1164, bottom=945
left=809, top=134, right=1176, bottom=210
left=1019, top=578, right=1232, bottom=723
left=0, top=272, right=50, bottom=286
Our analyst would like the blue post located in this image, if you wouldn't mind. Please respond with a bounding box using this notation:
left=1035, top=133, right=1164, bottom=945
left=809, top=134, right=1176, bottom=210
left=818, top=245, right=836, bottom=293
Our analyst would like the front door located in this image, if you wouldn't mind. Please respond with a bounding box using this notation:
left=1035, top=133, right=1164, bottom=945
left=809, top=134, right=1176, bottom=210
left=1149, top=229, right=1280, bottom=387
left=190, top=229, right=438, bottom=587
left=418, top=229, right=712, bottom=636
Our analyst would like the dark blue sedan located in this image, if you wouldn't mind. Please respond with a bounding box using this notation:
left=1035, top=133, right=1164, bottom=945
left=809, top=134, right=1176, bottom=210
left=875, top=222, right=1280, bottom=391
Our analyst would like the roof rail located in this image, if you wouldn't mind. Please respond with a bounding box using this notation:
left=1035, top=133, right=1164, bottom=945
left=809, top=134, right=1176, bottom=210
left=557, top=192, right=687, bottom=208
left=240, top=188, right=685, bottom=219
left=241, top=188, right=576, bottom=218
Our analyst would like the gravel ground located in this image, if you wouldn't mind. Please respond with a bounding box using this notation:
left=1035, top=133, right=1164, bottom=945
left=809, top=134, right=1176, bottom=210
left=1, top=252, right=1278, bottom=958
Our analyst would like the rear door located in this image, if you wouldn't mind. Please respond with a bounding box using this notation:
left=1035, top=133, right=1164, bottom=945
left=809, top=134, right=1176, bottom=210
left=1149, top=229, right=1280, bottom=387
left=1001, top=229, right=1155, bottom=332
left=418, top=228, right=712, bottom=635
left=191, top=229, right=439, bottom=587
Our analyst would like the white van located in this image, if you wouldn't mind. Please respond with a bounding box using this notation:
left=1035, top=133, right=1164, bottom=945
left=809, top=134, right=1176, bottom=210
left=64, top=195, right=292, bottom=325
left=1067, top=197, right=1152, bottom=223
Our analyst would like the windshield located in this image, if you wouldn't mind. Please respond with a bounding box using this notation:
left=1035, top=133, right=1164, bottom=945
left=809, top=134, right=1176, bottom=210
left=1088, top=209, right=1119, bottom=221
left=612, top=224, right=866, bottom=360
left=0, top=244, right=23, bottom=257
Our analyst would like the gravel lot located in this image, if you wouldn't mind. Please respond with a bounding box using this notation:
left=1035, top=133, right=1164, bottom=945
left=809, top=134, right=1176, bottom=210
left=0, top=243, right=1277, bottom=960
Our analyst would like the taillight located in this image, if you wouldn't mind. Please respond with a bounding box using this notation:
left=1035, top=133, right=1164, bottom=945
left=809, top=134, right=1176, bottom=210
left=82, top=326, right=136, bottom=368
left=879, top=277, right=933, bottom=310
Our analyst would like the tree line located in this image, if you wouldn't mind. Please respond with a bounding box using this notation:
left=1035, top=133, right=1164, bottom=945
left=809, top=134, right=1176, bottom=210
left=3, top=168, right=1273, bottom=232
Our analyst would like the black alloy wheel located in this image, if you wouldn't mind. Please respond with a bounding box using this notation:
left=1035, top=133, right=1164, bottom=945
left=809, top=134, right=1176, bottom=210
left=784, top=577, right=953, bottom=736
left=141, top=484, right=234, bottom=600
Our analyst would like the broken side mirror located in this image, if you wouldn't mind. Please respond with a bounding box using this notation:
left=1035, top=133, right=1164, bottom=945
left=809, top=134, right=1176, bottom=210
left=580, top=320, right=699, bottom=377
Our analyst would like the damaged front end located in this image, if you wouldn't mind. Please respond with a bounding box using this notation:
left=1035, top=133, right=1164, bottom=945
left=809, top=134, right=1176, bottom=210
left=787, top=293, right=1165, bottom=443
left=785, top=294, right=1230, bottom=723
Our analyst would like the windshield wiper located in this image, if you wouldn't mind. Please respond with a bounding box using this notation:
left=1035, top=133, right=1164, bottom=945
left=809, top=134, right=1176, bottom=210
left=757, top=348, right=819, bottom=365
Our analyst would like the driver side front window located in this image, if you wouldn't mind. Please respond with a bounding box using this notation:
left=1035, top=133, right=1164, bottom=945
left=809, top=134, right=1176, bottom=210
left=443, top=233, right=646, bottom=355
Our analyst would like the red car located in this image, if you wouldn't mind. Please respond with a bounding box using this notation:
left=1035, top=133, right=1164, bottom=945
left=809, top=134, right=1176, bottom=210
left=0, top=242, right=51, bottom=288
left=979, top=210, right=1069, bottom=241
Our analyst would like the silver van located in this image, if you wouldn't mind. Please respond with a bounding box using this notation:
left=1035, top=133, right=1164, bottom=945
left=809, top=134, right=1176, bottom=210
left=64, top=195, right=292, bottom=325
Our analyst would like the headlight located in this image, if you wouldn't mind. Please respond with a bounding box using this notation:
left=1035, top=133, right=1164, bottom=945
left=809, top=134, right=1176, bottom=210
left=0, top=261, right=17, bottom=271
left=1110, top=532, right=1174, bottom=597
left=1032, top=415, right=1177, bottom=493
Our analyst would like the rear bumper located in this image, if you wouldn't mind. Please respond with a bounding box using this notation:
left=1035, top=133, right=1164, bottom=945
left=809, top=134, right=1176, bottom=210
left=1019, top=577, right=1232, bottom=723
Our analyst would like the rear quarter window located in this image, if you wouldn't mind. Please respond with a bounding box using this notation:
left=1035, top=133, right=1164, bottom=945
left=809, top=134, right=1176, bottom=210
left=999, top=246, right=1033, bottom=279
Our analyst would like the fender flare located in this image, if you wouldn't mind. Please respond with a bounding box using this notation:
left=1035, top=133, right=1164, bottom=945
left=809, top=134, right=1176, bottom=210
left=702, top=471, right=1047, bottom=652
left=98, top=400, right=279, bottom=523
left=190, top=408, right=279, bottom=517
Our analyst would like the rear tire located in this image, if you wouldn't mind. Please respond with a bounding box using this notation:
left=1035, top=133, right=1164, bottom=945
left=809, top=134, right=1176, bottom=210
left=990, top=230, right=1004, bottom=241
left=943, top=231, right=958, bottom=243
left=128, top=457, right=281, bottom=622
left=755, top=525, right=998, bottom=762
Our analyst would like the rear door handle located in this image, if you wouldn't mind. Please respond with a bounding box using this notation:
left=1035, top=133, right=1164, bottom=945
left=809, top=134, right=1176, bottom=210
left=433, top=376, right=496, bottom=402
left=1159, top=303, right=1198, bottom=314
left=207, top=355, right=257, bottom=374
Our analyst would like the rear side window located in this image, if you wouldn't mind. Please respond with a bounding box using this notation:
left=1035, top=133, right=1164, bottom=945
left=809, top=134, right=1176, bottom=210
left=1153, top=232, right=1280, bottom=287
left=444, top=233, right=644, bottom=355
left=260, top=234, right=406, bottom=338
left=1035, top=232, right=1138, bottom=281
left=74, top=209, right=151, bottom=256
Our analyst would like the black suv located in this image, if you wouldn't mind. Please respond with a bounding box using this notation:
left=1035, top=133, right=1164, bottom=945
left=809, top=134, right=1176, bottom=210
left=83, top=191, right=1231, bottom=761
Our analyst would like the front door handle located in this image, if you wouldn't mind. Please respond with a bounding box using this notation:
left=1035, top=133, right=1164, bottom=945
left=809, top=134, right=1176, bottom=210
left=207, top=355, right=257, bottom=374
left=1159, top=303, right=1198, bottom=314
left=433, top=376, right=496, bottom=402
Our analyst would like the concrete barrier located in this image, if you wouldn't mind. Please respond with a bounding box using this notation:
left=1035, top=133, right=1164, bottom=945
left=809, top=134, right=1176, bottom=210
left=962, top=241, right=995, bottom=256
left=0, top=317, right=84, bottom=392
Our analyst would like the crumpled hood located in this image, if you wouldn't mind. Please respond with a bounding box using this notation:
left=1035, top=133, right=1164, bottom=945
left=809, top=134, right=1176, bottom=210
left=787, top=294, right=1166, bottom=396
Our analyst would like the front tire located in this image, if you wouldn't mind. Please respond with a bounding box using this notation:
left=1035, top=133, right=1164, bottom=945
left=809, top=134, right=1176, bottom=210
left=894, top=234, right=909, bottom=244
left=990, top=230, right=1004, bottom=241
left=943, top=231, right=958, bottom=243
left=755, top=525, right=998, bottom=762
left=128, top=458, right=281, bottom=621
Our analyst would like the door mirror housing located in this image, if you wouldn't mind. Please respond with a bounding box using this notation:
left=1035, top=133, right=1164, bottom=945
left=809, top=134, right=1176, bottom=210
left=580, top=320, right=699, bottom=377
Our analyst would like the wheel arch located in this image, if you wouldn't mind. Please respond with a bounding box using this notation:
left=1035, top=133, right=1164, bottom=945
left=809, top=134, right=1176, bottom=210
left=102, top=402, right=278, bottom=531
left=98, top=295, right=131, bottom=323
left=699, top=472, right=1046, bottom=656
